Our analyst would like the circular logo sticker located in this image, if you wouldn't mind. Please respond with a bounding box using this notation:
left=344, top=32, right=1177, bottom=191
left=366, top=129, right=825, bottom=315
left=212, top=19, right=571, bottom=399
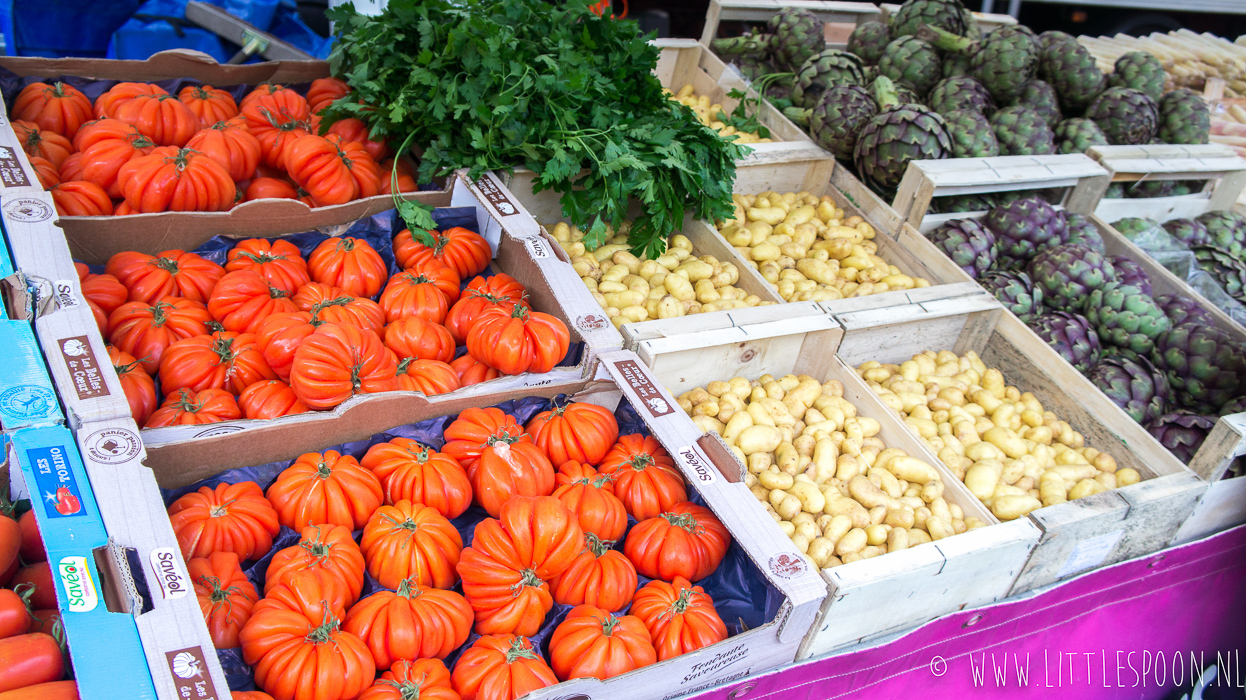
left=192, top=424, right=245, bottom=438
left=0, top=385, right=56, bottom=419
left=83, top=427, right=142, bottom=465
left=575, top=314, right=608, bottom=332
left=3, top=198, right=53, bottom=223
left=767, top=553, right=809, bottom=579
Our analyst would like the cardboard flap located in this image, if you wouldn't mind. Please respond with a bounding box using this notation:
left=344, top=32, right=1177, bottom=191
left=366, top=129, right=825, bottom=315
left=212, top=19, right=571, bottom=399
left=0, top=50, right=281, bottom=84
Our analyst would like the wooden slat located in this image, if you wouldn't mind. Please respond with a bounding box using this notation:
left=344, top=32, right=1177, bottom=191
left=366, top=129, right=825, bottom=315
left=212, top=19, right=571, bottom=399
left=1187, top=414, right=1246, bottom=482
left=1172, top=476, right=1246, bottom=545
left=700, top=0, right=882, bottom=44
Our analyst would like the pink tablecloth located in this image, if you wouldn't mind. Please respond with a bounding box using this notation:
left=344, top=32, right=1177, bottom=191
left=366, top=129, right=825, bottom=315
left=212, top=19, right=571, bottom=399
left=692, top=525, right=1246, bottom=700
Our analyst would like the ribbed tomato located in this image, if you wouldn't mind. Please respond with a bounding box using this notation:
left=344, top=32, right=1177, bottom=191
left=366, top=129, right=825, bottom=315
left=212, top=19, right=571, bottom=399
left=360, top=438, right=472, bottom=517
left=597, top=434, right=687, bottom=520
left=624, top=502, right=730, bottom=582
left=108, top=297, right=212, bottom=374
left=106, top=248, right=225, bottom=304
left=57, top=152, right=82, bottom=181
left=12, top=120, right=71, bottom=168
left=359, top=659, right=460, bottom=700
left=265, top=524, right=365, bottom=605
left=548, top=604, right=656, bottom=680
left=379, top=157, right=418, bottom=195
left=241, top=85, right=312, bottom=169
left=392, top=227, right=491, bottom=280
left=146, top=387, right=242, bottom=428
left=189, top=551, right=258, bottom=649
left=77, top=263, right=127, bottom=321
left=186, top=117, right=260, bottom=182
left=112, top=93, right=198, bottom=146
left=325, top=117, right=388, bottom=161
left=241, top=84, right=311, bottom=121
left=114, top=200, right=136, bottom=215
left=28, top=155, right=59, bottom=189
left=526, top=401, right=620, bottom=466
left=178, top=85, right=240, bottom=127
left=629, top=576, right=727, bottom=661
left=379, top=270, right=454, bottom=324
left=49, top=180, right=113, bottom=216
left=384, top=317, right=455, bottom=363
left=108, top=345, right=158, bottom=425
left=73, top=117, right=135, bottom=150
left=118, top=146, right=236, bottom=212
left=254, top=312, right=317, bottom=381
left=450, top=353, right=501, bottom=387
left=395, top=358, right=461, bottom=396
left=306, top=77, right=350, bottom=114
left=285, top=133, right=361, bottom=206
left=343, top=579, right=472, bottom=667
left=289, top=322, right=398, bottom=409
left=159, top=331, right=276, bottom=396
left=79, top=128, right=154, bottom=197
left=237, top=379, right=309, bottom=420
left=239, top=595, right=374, bottom=700
left=13, top=81, right=93, bottom=139
left=223, top=239, right=309, bottom=295
left=360, top=500, right=462, bottom=591
left=208, top=270, right=298, bottom=333
left=467, top=306, right=570, bottom=376
left=292, top=282, right=384, bottom=333
left=550, top=461, right=627, bottom=543
left=93, top=82, right=167, bottom=119
left=443, top=274, right=527, bottom=345
left=550, top=533, right=638, bottom=612
left=267, top=450, right=383, bottom=531
left=245, top=177, right=298, bottom=201
left=457, top=496, right=583, bottom=636
left=450, top=635, right=556, bottom=700
left=252, top=568, right=350, bottom=621
left=443, top=407, right=555, bottom=517
left=330, top=134, right=381, bottom=198
left=168, top=481, right=279, bottom=560
left=229, top=693, right=276, bottom=700
left=308, top=236, right=387, bottom=299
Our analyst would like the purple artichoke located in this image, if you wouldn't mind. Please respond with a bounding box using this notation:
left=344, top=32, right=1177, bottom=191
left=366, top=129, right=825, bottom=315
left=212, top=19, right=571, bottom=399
left=1162, top=218, right=1210, bottom=248
left=1155, top=294, right=1216, bottom=328
left=928, top=219, right=998, bottom=277
left=1151, top=322, right=1246, bottom=414
left=1109, top=255, right=1153, bottom=296
left=980, top=270, right=1043, bottom=323
left=1146, top=412, right=1216, bottom=464
left=1065, top=213, right=1105, bottom=253
left=1028, top=243, right=1117, bottom=313
left=1088, top=354, right=1170, bottom=424
left=1220, top=396, right=1246, bottom=416
left=985, top=196, right=1069, bottom=268
left=1029, top=311, right=1102, bottom=372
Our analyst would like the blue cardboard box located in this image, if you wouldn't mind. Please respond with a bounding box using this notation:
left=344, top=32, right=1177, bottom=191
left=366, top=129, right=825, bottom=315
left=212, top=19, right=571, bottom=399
left=0, top=317, right=61, bottom=433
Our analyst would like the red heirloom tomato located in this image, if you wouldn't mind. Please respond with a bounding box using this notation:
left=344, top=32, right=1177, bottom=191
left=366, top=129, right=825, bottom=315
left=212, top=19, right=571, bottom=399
left=395, top=358, right=461, bottom=396
left=384, top=317, right=455, bottom=363
left=49, top=181, right=113, bottom=216
left=168, top=481, right=279, bottom=561
left=224, top=238, right=309, bottom=294
left=343, top=578, right=472, bottom=668
left=360, top=500, right=462, bottom=591
left=456, top=496, right=582, bottom=636
left=252, top=568, right=350, bottom=621
left=292, top=282, right=384, bottom=333
left=159, top=331, right=276, bottom=396
left=467, top=305, right=569, bottom=376
left=79, top=127, right=154, bottom=197
left=330, top=134, right=381, bottom=198
left=306, top=77, right=350, bottom=114
left=146, top=388, right=242, bottom=428
left=624, top=502, right=730, bottom=582
left=361, top=438, right=472, bottom=517
left=450, top=353, right=501, bottom=387
left=549, top=604, right=656, bottom=681
left=108, top=297, right=212, bottom=375
left=359, top=659, right=460, bottom=700
left=12, top=120, right=71, bottom=168
left=28, top=155, right=59, bottom=189
left=597, top=434, right=687, bottom=520
left=285, top=133, right=361, bottom=206
left=289, top=322, right=399, bottom=409
left=187, top=117, right=261, bottom=182
left=178, top=85, right=240, bottom=127
left=379, top=270, right=454, bottom=324
left=379, top=157, right=418, bottom=195
left=239, top=596, right=374, bottom=700
left=266, top=524, right=365, bottom=604
left=255, top=312, right=316, bottom=381
left=267, top=450, right=383, bottom=531
left=237, top=379, right=308, bottom=420
left=230, top=692, right=276, bottom=700
left=392, top=227, right=491, bottom=280
left=93, top=82, right=166, bottom=118
left=245, top=176, right=298, bottom=201
left=106, top=248, right=225, bottom=304
left=109, top=345, right=158, bottom=425
left=550, top=533, right=638, bottom=612
left=208, top=269, right=299, bottom=334
left=308, top=236, right=387, bottom=299
left=13, top=81, right=92, bottom=139
left=550, top=461, right=627, bottom=543
left=326, top=117, right=389, bottom=161
left=450, top=635, right=557, bottom=700
left=629, top=576, right=727, bottom=661
left=241, top=85, right=312, bottom=170
left=78, top=263, right=128, bottom=317
left=526, top=401, right=619, bottom=466
left=57, top=152, right=83, bottom=181
left=188, top=551, right=258, bottom=649
left=443, top=274, right=526, bottom=345
left=112, top=92, right=199, bottom=147
left=118, top=146, right=236, bottom=212
left=442, top=407, right=554, bottom=517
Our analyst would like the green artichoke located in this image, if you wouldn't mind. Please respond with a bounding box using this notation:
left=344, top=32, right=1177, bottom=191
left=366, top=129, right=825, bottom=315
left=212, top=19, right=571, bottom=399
left=1109, top=255, right=1153, bottom=296
left=944, top=109, right=1000, bottom=158
left=773, top=8, right=827, bottom=72
left=927, top=75, right=995, bottom=116
left=1161, top=218, right=1210, bottom=248
left=990, top=105, right=1056, bottom=156
left=1028, top=243, right=1116, bottom=313
left=808, top=84, right=878, bottom=161
left=853, top=76, right=953, bottom=197
left=1037, top=30, right=1077, bottom=54
left=877, top=36, right=943, bottom=98
left=1108, top=51, right=1166, bottom=100
left=1053, top=118, right=1109, bottom=154
left=1195, top=210, right=1246, bottom=257
left=1113, top=217, right=1161, bottom=241
left=933, top=193, right=998, bottom=213
left=711, top=34, right=771, bottom=59
left=1029, top=311, right=1102, bottom=372
left=1105, top=183, right=1126, bottom=198
left=928, top=218, right=998, bottom=277
left=793, top=50, right=867, bottom=108
left=922, top=25, right=1038, bottom=104
left=1155, top=294, right=1216, bottom=328
left=890, top=0, right=977, bottom=39
left=985, top=195, right=1069, bottom=267
left=1220, top=396, right=1246, bottom=416
left=848, top=21, right=891, bottom=65
left=1152, top=322, right=1246, bottom=413
left=942, top=51, right=971, bottom=78
left=1086, top=87, right=1158, bottom=145
left=1010, top=80, right=1062, bottom=128
left=1088, top=354, right=1170, bottom=424
left=1085, top=282, right=1171, bottom=356
left=1146, top=412, right=1216, bottom=464
left=980, top=270, right=1043, bottom=323
left=1039, top=38, right=1106, bottom=112
left=1124, top=180, right=1175, bottom=198
left=1065, top=212, right=1105, bottom=253
left=1191, top=246, right=1246, bottom=304
left=735, top=55, right=776, bottom=82
left=1157, top=88, right=1210, bottom=145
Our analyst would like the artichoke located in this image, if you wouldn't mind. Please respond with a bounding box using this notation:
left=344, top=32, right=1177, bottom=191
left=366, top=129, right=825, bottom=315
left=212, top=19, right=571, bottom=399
left=1029, top=311, right=1102, bottom=372
left=942, top=51, right=971, bottom=79
left=1065, top=213, right=1105, bottom=253
left=927, top=218, right=997, bottom=277
left=711, top=34, right=771, bottom=60
left=1054, top=118, right=1109, bottom=154
left=1108, top=51, right=1166, bottom=100
left=985, top=195, right=1069, bottom=267
left=1146, top=412, right=1216, bottom=464
left=1105, top=183, right=1126, bottom=198
left=927, top=75, right=995, bottom=116
left=1088, top=354, right=1170, bottom=424
left=933, top=193, right=997, bottom=213
left=808, top=84, right=878, bottom=161
left=1220, top=396, right=1246, bottom=416
left=848, top=21, right=892, bottom=65
left=1039, top=37, right=1106, bottom=112
left=980, top=270, right=1043, bottom=323
left=877, top=36, right=943, bottom=98
left=1085, top=87, right=1159, bottom=145
left=1191, top=246, right=1246, bottom=304
left=1155, top=294, right=1216, bottom=328
left=1085, top=282, right=1171, bottom=356
left=1028, top=243, right=1116, bottom=313
left=944, top=109, right=1001, bottom=158
left=1152, top=322, right=1246, bottom=413
left=990, top=106, right=1056, bottom=156
left=1010, top=80, right=1062, bottom=127
left=793, top=50, right=867, bottom=108
left=1157, top=88, right=1210, bottom=145
left=773, top=8, right=827, bottom=72
left=1109, top=255, right=1153, bottom=296
left=853, top=76, right=953, bottom=197
left=1037, top=30, right=1077, bottom=55
left=735, top=55, right=776, bottom=82
left=1124, top=180, right=1174, bottom=198
left=1162, top=218, right=1211, bottom=248
left=922, top=25, right=1037, bottom=104
left=1113, top=217, right=1160, bottom=241
left=1195, top=210, right=1246, bottom=257
left=890, top=0, right=977, bottom=39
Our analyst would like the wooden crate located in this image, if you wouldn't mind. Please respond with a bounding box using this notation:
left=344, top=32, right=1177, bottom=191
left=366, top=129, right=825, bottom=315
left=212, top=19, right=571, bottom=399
left=1087, top=144, right=1246, bottom=224
left=876, top=3, right=1016, bottom=33
left=830, top=298, right=1205, bottom=596
left=628, top=300, right=1043, bottom=657
left=699, top=0, right=882, bottom=49
left=1174, top=414, right=1246, bottom=545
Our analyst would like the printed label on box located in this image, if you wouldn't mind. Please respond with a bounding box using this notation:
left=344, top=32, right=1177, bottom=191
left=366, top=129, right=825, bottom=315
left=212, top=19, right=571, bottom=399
left=575, top=314, right=609, bottom=333
left=474, top=176, right=520, bottom=217
left=52, top=280, right=81, bottom=310
left=58, top=336, right=110, bottom=400
left=2, top=196, right=52, bottom=222
left=166, top=646, right=221, bottom=700
left=28, top=445, right=87, bottom=519
left=524, top=237, right=550, bottom=259
left=613, top=359, right=674, bottom=418
left=0, top=384, right=57, bottom=420
left=149, top=548, right=190, bottom=600
left=1057, top=529, right=1124, bottom=579
left=81, top=426, right=142, bottom=465
left=678, top=446, right=717, bottom=484
left=766, top=554, right=808, bottom=580
left=58, top=556, right=99, bottom=612
left=0, top=146, right=31, bottom=189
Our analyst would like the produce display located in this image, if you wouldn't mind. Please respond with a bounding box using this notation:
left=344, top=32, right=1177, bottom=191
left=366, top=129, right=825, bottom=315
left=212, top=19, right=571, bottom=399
left=925, top=198, right=1246, bottom=464
left=1110, top=211, right=1246, bottom=307
left=164, top=396, right=754, bottom=700
left=677, top=372, right=984, bottom=566
left=716, top=189, right=931, bottom=301
left=547, top=221, right=771, bottom=328
left=855, top=350, right=1139, bottom=521
left=666, top=84, right=774, bottom=145
left=1210, top=102, right=1246, bottom=157
left=1078, top=30, right=1246, bottom=98
left=82, top=217, right=572, bottom=428
left=10, top=78, right=419, bottom=216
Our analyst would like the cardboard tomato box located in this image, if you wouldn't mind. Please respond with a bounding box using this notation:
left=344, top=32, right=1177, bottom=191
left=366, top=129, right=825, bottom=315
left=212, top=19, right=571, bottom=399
left=140, top=350, right=825, bottom=700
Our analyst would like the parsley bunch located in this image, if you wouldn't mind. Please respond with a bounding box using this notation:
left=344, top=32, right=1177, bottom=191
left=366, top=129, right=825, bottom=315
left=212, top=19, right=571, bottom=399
left=324, top=0, right=747, bottom=258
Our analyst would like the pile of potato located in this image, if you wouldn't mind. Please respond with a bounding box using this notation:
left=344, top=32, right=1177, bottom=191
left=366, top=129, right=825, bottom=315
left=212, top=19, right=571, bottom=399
left=666, top=84, right=773, bottom=144
left=856, top=350, right=1141, bottom=522
left=677, top=372, right=984, bottom=569
left=715, top=191, right=932, bottom=302
left=548, top=221, right=773, bottom=328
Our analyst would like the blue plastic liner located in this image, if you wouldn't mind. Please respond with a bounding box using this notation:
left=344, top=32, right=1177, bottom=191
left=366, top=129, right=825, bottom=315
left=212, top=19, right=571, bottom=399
left=4, top=0, right=142, bottom=58
left=162, top=394, right=778, bottom=692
